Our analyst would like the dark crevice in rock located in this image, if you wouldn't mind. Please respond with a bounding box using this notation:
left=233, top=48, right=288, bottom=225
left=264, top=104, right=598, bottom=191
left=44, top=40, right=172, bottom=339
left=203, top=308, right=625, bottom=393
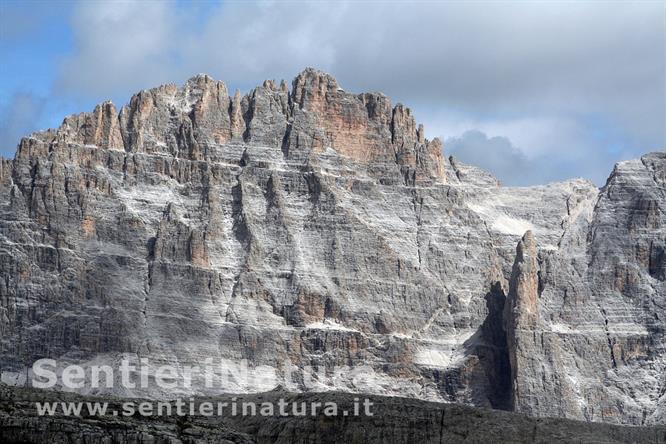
left=601, top=310, right=618, bottom=369
left=241, top=95, right=254, bottom=143
left=479, top=282, right=512, bottom=410
left=412, top=192, right=424, bottom=268
left=231, top=183, right=250, bottom=250
left=649, top=240, right=666, bottom=281
left=438, top=408, right=446, bottom=444
left=281, top=122, right=292, bottom=158
left=304, top=171, right=322, bottom=205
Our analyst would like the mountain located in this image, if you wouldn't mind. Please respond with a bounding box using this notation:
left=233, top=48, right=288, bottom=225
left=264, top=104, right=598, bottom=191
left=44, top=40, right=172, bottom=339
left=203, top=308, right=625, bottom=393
left=2, top=385, right=665, bottom=444
left=0, top=68, right=664, bottom=425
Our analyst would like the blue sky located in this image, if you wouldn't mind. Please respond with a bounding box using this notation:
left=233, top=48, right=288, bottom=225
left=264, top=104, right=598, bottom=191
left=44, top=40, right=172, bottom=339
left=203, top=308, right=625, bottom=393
left=1, top=2, right=71, bottom=133
left=1, top=0, right=664, bottom=186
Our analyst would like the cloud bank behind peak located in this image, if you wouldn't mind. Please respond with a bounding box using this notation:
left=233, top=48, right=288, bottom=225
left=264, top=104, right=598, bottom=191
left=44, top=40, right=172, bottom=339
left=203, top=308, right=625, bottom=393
left=3, top=0, right=664, bottom=186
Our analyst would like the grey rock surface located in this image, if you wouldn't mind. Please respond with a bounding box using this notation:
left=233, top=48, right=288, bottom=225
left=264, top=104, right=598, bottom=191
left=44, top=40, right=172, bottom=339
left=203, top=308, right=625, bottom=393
left=0, top=68, right=663, bottom=425
left=1, top=385, right=664, bottom=444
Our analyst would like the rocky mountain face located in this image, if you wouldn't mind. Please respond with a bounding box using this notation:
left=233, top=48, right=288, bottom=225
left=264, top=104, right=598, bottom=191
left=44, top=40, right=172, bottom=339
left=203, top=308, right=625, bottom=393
left=0, top=68, right=663, bottom=425
left=2, top=385, right=665, bottom=444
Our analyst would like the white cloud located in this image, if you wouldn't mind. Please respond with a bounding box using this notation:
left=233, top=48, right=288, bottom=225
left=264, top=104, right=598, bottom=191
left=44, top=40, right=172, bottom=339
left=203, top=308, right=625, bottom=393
left=0, top=93, right=45, bottom=156
left=57, top=1, right=185, bottom=96
left=445, top=124, right=638, bottom=186
left=47, top=0, right=666, bottom=185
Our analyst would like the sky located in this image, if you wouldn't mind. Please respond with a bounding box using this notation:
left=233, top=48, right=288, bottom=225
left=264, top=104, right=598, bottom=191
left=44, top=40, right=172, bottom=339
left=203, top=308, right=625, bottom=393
left=0, top=0, right=664, bottom=186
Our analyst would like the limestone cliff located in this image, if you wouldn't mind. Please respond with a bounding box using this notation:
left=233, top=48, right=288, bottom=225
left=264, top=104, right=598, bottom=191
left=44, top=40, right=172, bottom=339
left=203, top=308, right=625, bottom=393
left=503, top=230, right=540, bottom=412
left=0, top=68, right=663, bottom=425
left=2, top=385, right=664, bottom=444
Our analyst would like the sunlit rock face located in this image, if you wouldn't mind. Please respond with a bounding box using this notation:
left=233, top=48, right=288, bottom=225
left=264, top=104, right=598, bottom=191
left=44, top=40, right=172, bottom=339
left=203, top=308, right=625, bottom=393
left=0, top=68, right=663, bottom=425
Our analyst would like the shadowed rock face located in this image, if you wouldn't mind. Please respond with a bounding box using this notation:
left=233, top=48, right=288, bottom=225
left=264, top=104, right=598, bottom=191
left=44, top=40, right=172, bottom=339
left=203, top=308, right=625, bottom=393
left=0, top=68, right=663, bottom=425
left=1, top=385, right=665, bottom=444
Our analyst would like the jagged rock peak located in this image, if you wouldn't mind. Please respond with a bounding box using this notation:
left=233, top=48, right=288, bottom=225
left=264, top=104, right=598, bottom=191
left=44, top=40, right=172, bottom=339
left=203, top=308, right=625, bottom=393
left=285, top=68, right=445, bottom=183
left=291, top=67, right=339, bottom=106
left=14, top=68, right=446, bottom=184
left=56, top=100, right=123, bottom=149
left=505, top=230, right=539, bottom=331
left=503, top=230, right=541, bottom=414
left=1, top=66, right=664, bottom=427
